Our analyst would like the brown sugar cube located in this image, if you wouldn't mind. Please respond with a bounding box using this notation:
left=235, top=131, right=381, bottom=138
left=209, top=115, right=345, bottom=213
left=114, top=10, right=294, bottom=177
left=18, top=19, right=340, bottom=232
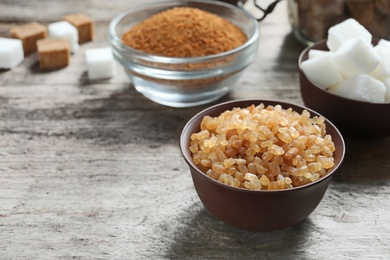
left=63, top=13, right=94, bottom=43
left=10, top=22, right=47, bottom=55
left=37, top=38, right=70, bottom=69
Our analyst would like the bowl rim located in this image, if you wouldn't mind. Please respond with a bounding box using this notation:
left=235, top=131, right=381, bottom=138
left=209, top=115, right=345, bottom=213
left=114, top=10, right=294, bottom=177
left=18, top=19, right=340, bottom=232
left=108, top=0, right=260, bottom=64
left=180, top=99, right=346, bottom=193
left=298, top=39, right=390, bottom=106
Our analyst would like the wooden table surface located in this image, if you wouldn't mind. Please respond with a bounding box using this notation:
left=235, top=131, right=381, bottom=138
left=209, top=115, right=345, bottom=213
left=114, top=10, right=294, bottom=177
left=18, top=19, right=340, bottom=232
left=1, top=0, right=390, bottom=259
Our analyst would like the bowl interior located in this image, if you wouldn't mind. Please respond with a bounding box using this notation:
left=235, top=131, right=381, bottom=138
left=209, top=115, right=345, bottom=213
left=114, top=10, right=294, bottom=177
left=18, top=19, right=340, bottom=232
left=298, top=40, right=390, bottom=138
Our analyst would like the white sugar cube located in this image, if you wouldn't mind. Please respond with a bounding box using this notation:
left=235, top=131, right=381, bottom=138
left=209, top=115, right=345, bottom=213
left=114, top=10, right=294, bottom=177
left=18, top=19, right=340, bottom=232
left=374, top=45, right=390, bottom=59
left=301, top=52, right=344, bottom=89
left=0, top=38, right=24, bottom=69
left=371, top=59, right=390, bottom=81
left=377, top=39, right=390, bottom=49
left=334, top=37, right=380, bottom=78
left=48, top=21, right=79, bottom=53
left=384, top=78, right=390, bottom=102
left=85, top=47, right=116, bottom=80
left=308, top=49, right=328, bottom=59
left=329, top=74, right=385, bottom=103
left=327, top=18, right=372, bottom=52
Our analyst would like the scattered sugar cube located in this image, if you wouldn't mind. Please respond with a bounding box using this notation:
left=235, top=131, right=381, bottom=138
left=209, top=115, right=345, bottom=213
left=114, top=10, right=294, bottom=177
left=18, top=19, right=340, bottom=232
left=327, top=18, right=372, bottom=52
left=63, top=13, right=94, bottom=43
left=48, top=21, right=79, bottom=53
left=0, top=37, right=24, bottom=69
left=371, top=59, right=390, bottom=81
left=85, top=47, right=115, bottom=80
left=384, top=78, right=390, bottom=102
left=333, top=37, right=380, bottom=78
left=308, top=49, right=328, bottom=59
left=329, top=74, right=385, bottom=103
left=10, top=22, right=47, bottom=55
left=301, top=52, right=344, bottom=89
left=37, top=38, right=70, bottom=69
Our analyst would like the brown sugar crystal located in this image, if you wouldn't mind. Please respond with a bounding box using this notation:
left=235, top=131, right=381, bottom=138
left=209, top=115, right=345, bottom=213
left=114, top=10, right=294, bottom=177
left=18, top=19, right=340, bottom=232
left=121, top=7, right=248, bottom=57
left=10, top=22, right=47, bottom=55
left=189, top=104, right=336, bottom=190
left=37, top=38, right=70, bottom=69
left=63, top=13, right=94, bottom=43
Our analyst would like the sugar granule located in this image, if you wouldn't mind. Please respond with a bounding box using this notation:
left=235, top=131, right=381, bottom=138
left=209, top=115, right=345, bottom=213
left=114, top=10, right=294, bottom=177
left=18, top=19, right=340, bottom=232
left=121, top=7, right=247, bottom=58
left=190, top=104, right=336, bottom=190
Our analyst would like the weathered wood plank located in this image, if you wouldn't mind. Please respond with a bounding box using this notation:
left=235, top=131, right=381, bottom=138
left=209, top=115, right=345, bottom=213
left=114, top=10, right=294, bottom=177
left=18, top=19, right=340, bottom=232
left=1, top=1, right=390, bottom=259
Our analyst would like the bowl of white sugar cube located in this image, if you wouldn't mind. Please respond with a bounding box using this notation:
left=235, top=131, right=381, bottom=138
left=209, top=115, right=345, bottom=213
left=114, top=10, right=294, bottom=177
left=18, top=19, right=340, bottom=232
left=299, top=18, right=390, bottom=138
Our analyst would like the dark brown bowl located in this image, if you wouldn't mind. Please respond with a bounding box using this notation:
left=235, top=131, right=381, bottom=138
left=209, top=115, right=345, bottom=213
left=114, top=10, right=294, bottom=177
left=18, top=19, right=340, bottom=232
left=299, top=39, right=390, bottom=138
left=180, top=99, right=345, bottom=232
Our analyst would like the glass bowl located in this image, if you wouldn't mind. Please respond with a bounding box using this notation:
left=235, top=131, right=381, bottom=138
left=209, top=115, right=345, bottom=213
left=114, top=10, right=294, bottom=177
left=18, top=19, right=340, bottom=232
left=108, top=0, right=259, bottom=107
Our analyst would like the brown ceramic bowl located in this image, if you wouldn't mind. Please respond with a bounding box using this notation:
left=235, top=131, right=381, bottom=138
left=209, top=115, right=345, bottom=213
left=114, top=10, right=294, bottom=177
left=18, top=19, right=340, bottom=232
left=299, top=39, right=390, bottom=138
left=180, top=99, right=345, bottom=232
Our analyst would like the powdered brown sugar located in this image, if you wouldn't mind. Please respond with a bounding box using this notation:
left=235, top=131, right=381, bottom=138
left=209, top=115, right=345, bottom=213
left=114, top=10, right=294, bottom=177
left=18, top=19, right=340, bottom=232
left=121, top=7, right=247, bottom=57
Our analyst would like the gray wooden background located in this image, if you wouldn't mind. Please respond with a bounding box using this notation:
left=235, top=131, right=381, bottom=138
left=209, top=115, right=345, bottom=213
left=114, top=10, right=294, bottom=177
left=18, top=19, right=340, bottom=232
left=1, top=0, right=389, bottom=259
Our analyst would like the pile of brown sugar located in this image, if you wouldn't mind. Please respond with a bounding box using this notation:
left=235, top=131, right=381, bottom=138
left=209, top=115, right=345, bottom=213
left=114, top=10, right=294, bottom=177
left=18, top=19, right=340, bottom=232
left=121, top=7, right=248, bottom=58
left=189, top=104, right=336, bottom=190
